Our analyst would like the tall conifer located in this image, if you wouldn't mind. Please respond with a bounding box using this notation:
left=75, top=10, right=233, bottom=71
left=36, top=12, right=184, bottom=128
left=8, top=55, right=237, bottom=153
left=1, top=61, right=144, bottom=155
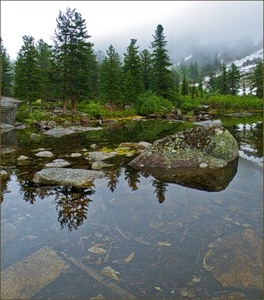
left=150, top=24, right=173, bottom=98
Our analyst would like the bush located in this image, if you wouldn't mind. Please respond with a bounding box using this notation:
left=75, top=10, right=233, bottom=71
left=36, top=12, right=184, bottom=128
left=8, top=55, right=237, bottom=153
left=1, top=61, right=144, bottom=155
left=202, top=94, right=263, bottom=111
left=179, top=96, right=202, bottom=113
left=77, top=101, right=104, bottom=118
left=135, top=91, right=173, bottom=116
left=16, top=103, right=30, bottom=122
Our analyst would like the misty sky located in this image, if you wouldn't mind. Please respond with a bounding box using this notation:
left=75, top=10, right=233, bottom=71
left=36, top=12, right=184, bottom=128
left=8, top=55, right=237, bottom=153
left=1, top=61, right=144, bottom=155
left=1, top=1, right=263, bottom=60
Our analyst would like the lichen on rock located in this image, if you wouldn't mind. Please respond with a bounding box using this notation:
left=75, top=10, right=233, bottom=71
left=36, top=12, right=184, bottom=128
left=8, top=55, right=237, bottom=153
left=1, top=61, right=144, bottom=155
left=128, top=126, right=239, bottom=191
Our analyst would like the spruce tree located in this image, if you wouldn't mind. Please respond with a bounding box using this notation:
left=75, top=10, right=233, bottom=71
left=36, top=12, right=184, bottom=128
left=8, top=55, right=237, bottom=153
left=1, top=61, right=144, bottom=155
left=99, top=44, right=123, bottom=108
left=171, top=67, right=181, bottom=94
left=36, top=39, right=53, bottom=102
left=181, top=75, right=188, bottom=96
left=207, top=71, right=218, bottom=93
left=198, top=79, right=204, bottom=98
left=219, top=62, right=228, bottom=94
left=0, top=38, right=13, bottom=96
left=140, top=49, right=152, bottom=91
left=150, top=24, right=173, bottom=98
left=51, top=7, right=95, bottom=112
left=227, top=63, right=240, bottom=95
left=123, top=39, right=144, bottom=105
left=14, top=35, right=42, bottom=111
left=252, top=61, right=263, bottom=99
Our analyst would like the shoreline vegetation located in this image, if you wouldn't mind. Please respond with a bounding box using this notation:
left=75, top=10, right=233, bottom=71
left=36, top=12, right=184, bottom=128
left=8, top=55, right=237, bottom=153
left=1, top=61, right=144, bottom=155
left=15, top=94, right=263, bottom=127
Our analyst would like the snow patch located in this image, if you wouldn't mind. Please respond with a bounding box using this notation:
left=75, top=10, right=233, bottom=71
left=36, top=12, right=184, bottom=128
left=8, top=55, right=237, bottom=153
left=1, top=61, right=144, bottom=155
left=184, top=54, right=192, bottom=62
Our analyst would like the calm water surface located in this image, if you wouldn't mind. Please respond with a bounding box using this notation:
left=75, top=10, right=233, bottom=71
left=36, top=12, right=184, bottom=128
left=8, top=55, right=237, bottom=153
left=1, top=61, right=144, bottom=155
left=1, top=118, right=263, bottom=299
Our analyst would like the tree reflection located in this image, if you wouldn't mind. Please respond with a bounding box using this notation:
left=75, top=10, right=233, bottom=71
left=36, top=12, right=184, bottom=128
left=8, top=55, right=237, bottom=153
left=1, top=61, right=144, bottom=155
left=15, top=173, right=95, bottom=231
left=124, top=166, right=141, bottom=191
left=104, top=167, right=122, bottom=192
left=152, top=179, right=168, bottom=203
left=52, top=186, right=94, bottom=231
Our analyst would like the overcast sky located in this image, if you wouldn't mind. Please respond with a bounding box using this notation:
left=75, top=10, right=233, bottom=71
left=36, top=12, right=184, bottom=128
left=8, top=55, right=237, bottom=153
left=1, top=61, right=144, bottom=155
left=1, top=1, right=263, bottom=60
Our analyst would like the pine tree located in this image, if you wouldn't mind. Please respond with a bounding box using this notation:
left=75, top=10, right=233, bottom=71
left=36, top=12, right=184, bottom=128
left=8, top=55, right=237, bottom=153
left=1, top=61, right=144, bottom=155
left=14, top=35, right=42, bottom=111
left=252, top=61, right=263, bottom=99
left=140, top=49, right=152, bottom=91
left=171, top=67, right=181, bottom=94
left=51, top=7, right=95, bottom=113
left=0, top=38, right=13, bottom=96
left=36, top=39, right=53, bottom=102
left=198, top=79, right=204, bottom=98
left=99, top=44, right=123, bottom=108
left=219, top=62, right=228, bottom=94
left=150, top=24, right=173, bottom=98
left=207, top=71, right=218, bottom=93
left=181, top=74, right=188, bottom=96
left=123, top=39, right=144, bottom=105
left=227, top=63, right=240, bottom=95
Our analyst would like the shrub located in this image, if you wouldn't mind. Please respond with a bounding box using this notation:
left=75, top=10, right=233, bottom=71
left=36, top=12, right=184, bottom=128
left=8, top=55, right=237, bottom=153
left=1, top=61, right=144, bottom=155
left=16, top=103, right=30, bottom=122
left=201, top=94, right=263, bottom=111
left=135, top=91, right=173, bottom=116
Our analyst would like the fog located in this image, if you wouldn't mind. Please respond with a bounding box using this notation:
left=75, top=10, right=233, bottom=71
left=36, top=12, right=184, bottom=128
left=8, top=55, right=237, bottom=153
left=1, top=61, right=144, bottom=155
left=1, top=1, right=263, bottom=61
left=93, top=1, right=263, bottom=60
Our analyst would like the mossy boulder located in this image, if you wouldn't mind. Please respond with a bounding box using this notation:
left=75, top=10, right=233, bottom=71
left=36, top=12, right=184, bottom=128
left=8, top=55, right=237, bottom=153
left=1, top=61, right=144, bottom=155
left=129, top=126, right=239, bottom=191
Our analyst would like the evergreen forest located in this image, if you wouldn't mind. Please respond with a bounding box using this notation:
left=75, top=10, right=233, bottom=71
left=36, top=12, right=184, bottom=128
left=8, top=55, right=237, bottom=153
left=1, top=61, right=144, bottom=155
left=1, top=7, right=263, bottom=121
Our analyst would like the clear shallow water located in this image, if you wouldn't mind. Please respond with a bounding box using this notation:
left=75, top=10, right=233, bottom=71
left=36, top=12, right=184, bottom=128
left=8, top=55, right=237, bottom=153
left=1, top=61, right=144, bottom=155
left=1, top=119, right=263, bottom=299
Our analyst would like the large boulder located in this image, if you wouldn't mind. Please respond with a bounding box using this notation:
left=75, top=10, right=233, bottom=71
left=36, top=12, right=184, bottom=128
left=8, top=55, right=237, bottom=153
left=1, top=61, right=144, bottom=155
left=0, top=97, right=23, bottom=126
left=33, top=168, right=103, bottom=188
left=129, top=126, right=239, bottom=191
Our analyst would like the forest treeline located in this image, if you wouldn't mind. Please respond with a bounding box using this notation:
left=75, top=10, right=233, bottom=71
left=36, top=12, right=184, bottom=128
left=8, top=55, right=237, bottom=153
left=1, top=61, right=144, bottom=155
left=1, top=7, right=263, bottom=117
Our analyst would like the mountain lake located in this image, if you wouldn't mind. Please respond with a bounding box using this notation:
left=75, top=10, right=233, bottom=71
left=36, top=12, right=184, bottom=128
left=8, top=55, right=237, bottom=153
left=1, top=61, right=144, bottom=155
left=1, top=116, right=263, bottom=299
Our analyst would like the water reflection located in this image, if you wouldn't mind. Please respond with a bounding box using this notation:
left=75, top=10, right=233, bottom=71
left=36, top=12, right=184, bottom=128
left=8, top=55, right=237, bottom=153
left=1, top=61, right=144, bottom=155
left=132, top=157, right=239, bottom=192
left=53, top=186, right=94, bottom=231
left=0, top=119, right=263, bottom=299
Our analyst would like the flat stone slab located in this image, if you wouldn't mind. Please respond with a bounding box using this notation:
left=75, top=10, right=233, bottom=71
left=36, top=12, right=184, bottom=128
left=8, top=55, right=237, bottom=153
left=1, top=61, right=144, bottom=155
left=203, top=229, right=263, bottom=291
left=33, top=168, right=103, bottom=187
left=1, top=246, right=69, bottom=299
left=45, top=159, right=70, bottom=168
left=43, top=126, right=103, bottom=137
left=43, top=128, right=76, bottom=137
left=86, top=151, right=117, bottom=162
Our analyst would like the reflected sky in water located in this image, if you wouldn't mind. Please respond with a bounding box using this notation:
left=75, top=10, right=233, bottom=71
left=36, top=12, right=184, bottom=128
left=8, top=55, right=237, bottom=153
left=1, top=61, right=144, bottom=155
left=1, top=119, right=263, bottom=299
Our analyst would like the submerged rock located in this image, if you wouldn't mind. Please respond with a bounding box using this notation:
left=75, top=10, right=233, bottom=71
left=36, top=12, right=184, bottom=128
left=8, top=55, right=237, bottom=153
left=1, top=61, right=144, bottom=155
left=129, top=126, right=239, bottom=191
left=33, top=168, right=103, bottom=187
left=43, top=126, right=103, bottom=137
left=203, top=229, right=263, bottom=291
left=85, top=151, right=116, bottom=162
left=35, top=151, right=54, bottom=158
left=45, top=159, right=70, bottom=168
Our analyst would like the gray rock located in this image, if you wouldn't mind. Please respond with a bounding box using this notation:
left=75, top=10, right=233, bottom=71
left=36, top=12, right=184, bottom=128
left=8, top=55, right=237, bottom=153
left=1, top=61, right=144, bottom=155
left=129, top=126, right=239, bottom=191
left=193, top=119, right=222, bottom=127
left=43, top=126, right=103, bottom=137
left=35, top=151, right=54, bottom=158
left=90, top=144, right=98, bottom=149
left=137, top=141, right=152, bottom=150
left=86, top=151, right=116, bottom=162
left=33, top=168, right=103, bottom=187
left=17, top=155, right=29, bottom=160
left=43, top=128, right=75, bottom=137
left=70, top=153, right=82, bottom=157
left=0, top=97, right=23, bottom=126
left=45, top=159, right=70, bottom=168
left=0, top=170, right=8, bottom=177
left=30, top=133, right=39, bottom=139
left=91, top=161, right=114, bottom=170
left=1, top=123, right=14, bottom=133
